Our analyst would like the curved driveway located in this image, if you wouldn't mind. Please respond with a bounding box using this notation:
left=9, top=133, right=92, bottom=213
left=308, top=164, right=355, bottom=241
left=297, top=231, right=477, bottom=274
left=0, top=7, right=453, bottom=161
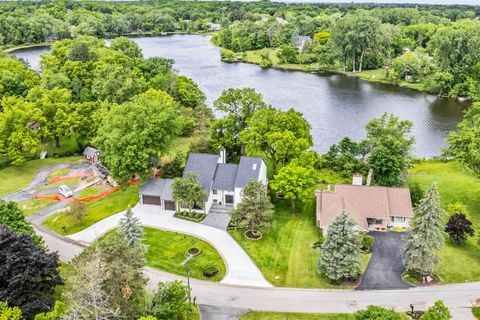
left=67, top=204, right=272, bottom=288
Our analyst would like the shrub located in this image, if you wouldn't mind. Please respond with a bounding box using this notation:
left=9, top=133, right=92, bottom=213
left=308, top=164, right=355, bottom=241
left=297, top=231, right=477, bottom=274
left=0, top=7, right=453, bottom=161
left=354, top=305, right=402, bottom=320
left=421, top=300, right=451, bottom=320
left=201, top=264, right=219, bottom=278
left=361, top=234, right=375, bottom=253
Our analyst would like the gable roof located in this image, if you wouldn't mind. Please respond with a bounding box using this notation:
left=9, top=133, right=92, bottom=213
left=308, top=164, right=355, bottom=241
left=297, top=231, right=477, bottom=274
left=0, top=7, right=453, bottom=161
left=234, top=156, right=263, bottom=188
left=140, top=178, right=174, bottom=200
left=316, top=184, right=414, bottom=230
left=183, top=153, right=220, bottom=190
left=212, top=163, right=238, bottom=191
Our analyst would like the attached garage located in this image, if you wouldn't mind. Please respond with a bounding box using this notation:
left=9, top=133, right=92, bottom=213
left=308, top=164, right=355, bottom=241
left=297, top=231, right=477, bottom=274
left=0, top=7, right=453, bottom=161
left=140, top=178, right=175, bottom=211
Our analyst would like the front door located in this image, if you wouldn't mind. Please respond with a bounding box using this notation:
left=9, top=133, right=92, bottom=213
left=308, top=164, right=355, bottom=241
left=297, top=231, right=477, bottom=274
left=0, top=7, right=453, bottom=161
left=225, top=195, right=234, bottom=205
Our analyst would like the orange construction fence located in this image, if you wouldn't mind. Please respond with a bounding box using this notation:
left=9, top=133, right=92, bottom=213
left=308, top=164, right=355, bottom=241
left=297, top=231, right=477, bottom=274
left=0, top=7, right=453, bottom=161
left=35, top=179, right=139, bottom=203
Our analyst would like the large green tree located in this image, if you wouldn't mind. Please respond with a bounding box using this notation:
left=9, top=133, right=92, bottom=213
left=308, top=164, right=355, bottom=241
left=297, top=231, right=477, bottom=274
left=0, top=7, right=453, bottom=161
left=149, top=281, right=190, bottom=320
left=94, top=89, right=180, bottom=183
left=317, top=211, right=362, bottom=283
left=172, top=172, right=207, bottom=214
left=231, top=180, right=273, bottom=237
left=242, top=107, right=313, bottom=174
left=403, top=183, right=446, bottom=281
left=209, top=88, right=266, bottom=161
left=0, top=200, right=42, bottom=245
left=447, top=102, right=480, bottom=174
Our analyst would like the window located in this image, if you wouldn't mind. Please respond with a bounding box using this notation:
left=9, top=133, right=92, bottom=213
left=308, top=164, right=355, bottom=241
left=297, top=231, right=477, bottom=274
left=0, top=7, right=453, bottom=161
left=252, top=163, right=257, bottom=170
left=213, top=189, right=217, bottom=195
left=213, top=199, right=217, bottom=203
left=394, top=216, right=405, bottom=223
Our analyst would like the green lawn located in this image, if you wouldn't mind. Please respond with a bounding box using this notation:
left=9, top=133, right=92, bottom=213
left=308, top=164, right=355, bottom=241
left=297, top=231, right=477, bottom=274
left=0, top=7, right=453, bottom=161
left=240, top=312, right=354, bottom=320
left=77, top=185, right=108, bottom=198
left=472, top=306, right=480, bottom=319
left=143, top=227, right=226, bottom=282
left=48, top=168, right=71, bottom=179
left=168, top=134, right=207, bottom=157
left=243, top=48, right=280, bottom=65
left=229, top=198, right=371, bottom=288
left=43, top=185, right=139, bottom=235
left=408, top=160, right=480, bottom=283
left=18, top=198, right=56, bottom=216
left=0, top=156, right=82, bottom=196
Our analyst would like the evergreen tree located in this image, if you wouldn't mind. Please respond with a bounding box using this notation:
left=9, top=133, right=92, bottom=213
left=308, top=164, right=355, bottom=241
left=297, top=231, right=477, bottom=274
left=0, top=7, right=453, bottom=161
left=118, top=206, right=144, bottom=247
left=421, top=300, right=451, bottom=320
left=317, top=211, right=362, bottom=282
left=231, top=180, right=273, bottom=237
left=403, top=183, right=446, bottom=280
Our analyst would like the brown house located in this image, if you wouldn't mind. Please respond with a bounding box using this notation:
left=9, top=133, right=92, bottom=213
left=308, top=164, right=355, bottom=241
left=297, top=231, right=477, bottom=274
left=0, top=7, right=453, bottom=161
left=316, top=184, right=414, bottom=233
left=83, top=147, right=101, bottom=163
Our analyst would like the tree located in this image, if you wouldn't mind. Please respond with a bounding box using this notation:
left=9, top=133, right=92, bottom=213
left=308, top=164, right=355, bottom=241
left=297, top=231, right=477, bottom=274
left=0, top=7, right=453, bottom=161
left=317, top=212, right=362, bottom=283
left=259, top=50, right=272, bottom=68
left=34, top=301, right=67, bottom=320
left=171, top=76, right=205, bottom=109
left=0, top=200, right=42, bottom=245
left=242, top=107, right=313, bottom=174
left=110, top=36, right=143, bottom=59
left=354, top=305, right=402, bottom=320
left=271, top=160, right=318, bottom=214
left=366, top=113, right=414, bottom=187
left=0, top=55, right=40, bottom=99
left=447, top=103, right=480, bottom=174
left=150, top=281, right=190, bottom=320
left=210, top=88, right=266, bottom=160
left=0, top=97, right=43, bottom=165
left=403, top=183, right=446, bottom=280
left=94, top=89, right=180, bottom=184
left=277, top=44, right=297, bottom=64
left=0, top=225, right=62, bottom=319
left=172, top=172, right=207, bottom=214
left=118, top=206, right=144, bottom=247
left=231, top=180, right=273, bottom=237
left=63, top=249, right=122, bottom=320
left=445, top=213, right=474, bottom=245
left=421, top=300, right=451, bottom=320
left=0, top=302, right=22, bottom=320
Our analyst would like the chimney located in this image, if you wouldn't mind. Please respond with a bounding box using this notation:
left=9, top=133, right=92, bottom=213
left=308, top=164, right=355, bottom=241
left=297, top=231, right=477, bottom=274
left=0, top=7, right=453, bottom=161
left=352, top=174, right=363, bottom=186
left=366, top=169, right=373, bottom=186
left=327, top=185, right=331, bottom=192
left=219, top=147, right=226, bottom=164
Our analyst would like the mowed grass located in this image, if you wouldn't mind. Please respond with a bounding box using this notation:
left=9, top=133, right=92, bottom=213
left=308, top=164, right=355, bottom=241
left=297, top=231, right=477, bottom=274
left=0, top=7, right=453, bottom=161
left=0, top=156, right=82, bottom=196
left=18, top=198, right=56, bottom=216
left=230, top=198, right=370, bottom=288
left=408, top=160, right=480, bottom=283
left=472, top=307, right=480, bottom=319
left=240, top=312, right=354, bottom=320
left=43, top=185, right=139, bottom=235
left=143, top=227, right=226, bottom=282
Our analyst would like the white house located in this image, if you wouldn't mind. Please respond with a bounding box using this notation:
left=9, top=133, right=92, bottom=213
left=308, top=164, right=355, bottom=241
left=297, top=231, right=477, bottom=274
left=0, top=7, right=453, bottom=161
left=139, top=148, right=268, bottom=213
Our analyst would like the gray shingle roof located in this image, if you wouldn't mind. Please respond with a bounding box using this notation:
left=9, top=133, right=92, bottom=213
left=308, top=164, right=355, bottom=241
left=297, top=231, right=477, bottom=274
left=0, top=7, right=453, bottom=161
left=234, top=156, right=263, bottom=188
left=140, top=178, right=174, bottom=200
left=183, top=153, right=219, bottom=190
left=83, top=147, right=99, bottom=157
left=212, top=164, right=238, bottom=191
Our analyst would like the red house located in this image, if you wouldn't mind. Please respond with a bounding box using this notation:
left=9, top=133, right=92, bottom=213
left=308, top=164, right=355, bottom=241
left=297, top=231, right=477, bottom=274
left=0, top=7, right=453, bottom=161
left=83, top=147, right=101, bottom=163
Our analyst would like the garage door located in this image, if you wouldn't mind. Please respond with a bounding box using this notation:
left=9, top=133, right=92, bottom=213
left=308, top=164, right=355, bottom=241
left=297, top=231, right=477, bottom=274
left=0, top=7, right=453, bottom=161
left=142, top=195, right=161, bottom=205
left=164, top=200, right=176, bottom=211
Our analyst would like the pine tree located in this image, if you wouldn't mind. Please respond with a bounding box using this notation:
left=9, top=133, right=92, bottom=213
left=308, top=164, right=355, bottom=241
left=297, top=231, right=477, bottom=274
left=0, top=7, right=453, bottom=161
left=403, top=183, right=446, bottom=280
left=117, top=206, right=144, bottom=247
left=317, top=211, right=362, bottom=282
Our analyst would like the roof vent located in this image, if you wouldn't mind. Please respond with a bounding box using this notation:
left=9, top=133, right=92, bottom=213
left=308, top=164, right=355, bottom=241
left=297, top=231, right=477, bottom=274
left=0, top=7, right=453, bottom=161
left=252, top=163, right=257, bottom=170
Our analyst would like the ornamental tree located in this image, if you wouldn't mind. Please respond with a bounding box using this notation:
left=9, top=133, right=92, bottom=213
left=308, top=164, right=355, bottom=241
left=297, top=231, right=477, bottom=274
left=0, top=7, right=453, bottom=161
left=150, top=281, right=190, bottom=320
left=421, top=300, right=451, bottom=320
left=445, top=213, right=474, bottom=245
left=271, top=160, right=318, bottom=214
left=317, top=211, right=362, bottom=283
left=403, top=183, right=446, bottom=279
left=94, top=89, right=180, bottom=184
left=231, top=180, right=273, bottom=237
left=0, top=225, right=62, bottom=319
left=0, top=200, right=42, bottom=245
left=172, top=172, right=207, bottom=214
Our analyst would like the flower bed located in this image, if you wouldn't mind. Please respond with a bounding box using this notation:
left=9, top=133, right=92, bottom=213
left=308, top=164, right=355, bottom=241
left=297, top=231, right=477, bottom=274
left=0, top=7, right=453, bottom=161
left=174, top=211, right=206, bottom=222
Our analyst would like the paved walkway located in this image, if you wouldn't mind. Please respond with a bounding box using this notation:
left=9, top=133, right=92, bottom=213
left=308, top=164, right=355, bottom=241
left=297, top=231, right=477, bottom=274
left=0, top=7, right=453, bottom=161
left=35, top=226, right=479, bottom=319
left=201, top=204, right=233, bottom=230
left=357, top=232, right=412, bottom=290
left=67, top=204, right=272, bottom=288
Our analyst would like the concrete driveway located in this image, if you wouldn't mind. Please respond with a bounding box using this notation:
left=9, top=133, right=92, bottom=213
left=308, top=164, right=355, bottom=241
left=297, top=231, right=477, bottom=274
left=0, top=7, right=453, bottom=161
left=357, top=231, right=412, bottom=290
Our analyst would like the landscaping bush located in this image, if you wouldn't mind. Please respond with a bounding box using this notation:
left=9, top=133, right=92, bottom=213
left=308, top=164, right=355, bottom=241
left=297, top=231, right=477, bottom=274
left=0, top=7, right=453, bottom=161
left=354, top=305, right=403, bottom=320
left=201, top=264, right=219, bottom=278
left=361, top=234, right=375, bottom=253
left=174, top=211, right=206, bottom=222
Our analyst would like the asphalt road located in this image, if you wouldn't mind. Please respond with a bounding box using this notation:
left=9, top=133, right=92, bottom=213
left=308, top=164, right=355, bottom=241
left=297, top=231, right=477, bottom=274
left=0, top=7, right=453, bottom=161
left=35, top=227, right=479, bottom=319
left=357, top=232, right=412, bottom=290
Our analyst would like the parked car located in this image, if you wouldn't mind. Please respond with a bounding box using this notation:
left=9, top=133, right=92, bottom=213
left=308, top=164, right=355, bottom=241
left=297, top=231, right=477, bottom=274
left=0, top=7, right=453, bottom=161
left=59, top=185, right=74, bottom=198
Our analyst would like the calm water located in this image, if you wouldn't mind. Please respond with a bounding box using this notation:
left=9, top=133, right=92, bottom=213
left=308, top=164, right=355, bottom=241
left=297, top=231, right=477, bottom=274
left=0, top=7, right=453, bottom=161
left=11, top=35, right=468, bottom=157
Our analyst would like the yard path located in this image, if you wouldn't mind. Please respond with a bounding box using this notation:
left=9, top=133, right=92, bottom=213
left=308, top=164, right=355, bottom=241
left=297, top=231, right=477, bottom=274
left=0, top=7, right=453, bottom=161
left=67, top=204, right=273, bottom=288
left=34, top=225, right=479, bottom=320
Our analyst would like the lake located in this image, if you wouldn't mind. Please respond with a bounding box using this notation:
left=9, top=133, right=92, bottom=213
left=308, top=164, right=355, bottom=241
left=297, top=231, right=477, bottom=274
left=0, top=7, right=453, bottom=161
left=10, top=34, right=469, bottom=157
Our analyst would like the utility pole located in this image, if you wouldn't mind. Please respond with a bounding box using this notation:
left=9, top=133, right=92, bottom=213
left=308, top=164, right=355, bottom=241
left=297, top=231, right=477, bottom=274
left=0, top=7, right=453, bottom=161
left=180, top=254, right=195, bottom=304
